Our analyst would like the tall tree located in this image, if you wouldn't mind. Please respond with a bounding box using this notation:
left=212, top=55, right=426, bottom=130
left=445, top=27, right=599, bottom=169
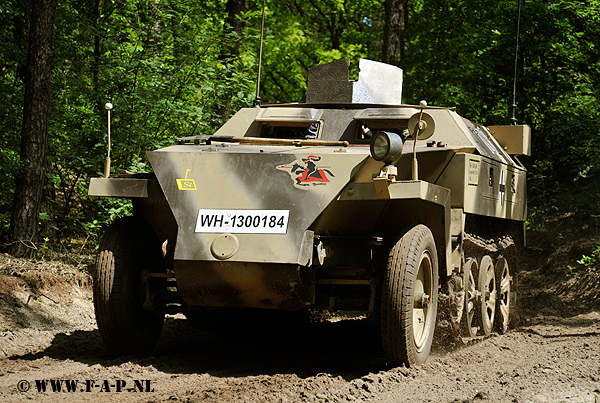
left=216, top=0, right=248, bottom=121
left=383, top=0, right=408, bottom=67
left=8, top=0, right=58, bottom=257
left=261, top=0, right=382, bottom=103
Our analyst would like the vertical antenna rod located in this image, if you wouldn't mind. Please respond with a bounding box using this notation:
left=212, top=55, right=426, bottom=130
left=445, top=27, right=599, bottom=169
left=104, top=102, right=113, bottom=178
left=509, top=0, right=523, bottom=125
left=253, top=0, right=266, bottom=107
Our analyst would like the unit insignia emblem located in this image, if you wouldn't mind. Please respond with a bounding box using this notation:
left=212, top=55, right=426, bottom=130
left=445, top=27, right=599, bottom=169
left=277, top=156, right=335, bottom=187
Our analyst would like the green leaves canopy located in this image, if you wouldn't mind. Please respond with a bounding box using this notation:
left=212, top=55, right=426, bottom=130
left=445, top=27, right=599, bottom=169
left=1, top=0, right=600, bottom=243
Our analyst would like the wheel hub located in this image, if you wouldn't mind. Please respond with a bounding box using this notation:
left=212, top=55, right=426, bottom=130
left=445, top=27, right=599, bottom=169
left=414, top=293, right=430, bottom=309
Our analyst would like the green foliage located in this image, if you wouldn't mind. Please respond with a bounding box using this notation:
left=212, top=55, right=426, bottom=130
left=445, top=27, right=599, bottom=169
left=568, top=245, right=600, bottom=278
left=577, top=247, right=600, bottom=268
left=0, top=148, right=19, bottom=236
left=405, top=0, right=600, bottom=232
left=566, top=265, right=579, bottom=278
left=2, top=0, right=600, bottom=248
left=261, top=0, right=382, bottom=102
left=1, top=0, right=263, bottom=245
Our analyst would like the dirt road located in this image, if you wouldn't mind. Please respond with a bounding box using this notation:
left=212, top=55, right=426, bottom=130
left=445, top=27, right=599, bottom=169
left=1, top=240, right=599, bottom=403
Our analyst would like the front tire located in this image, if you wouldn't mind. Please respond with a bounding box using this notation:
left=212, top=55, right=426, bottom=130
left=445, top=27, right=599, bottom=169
left=381, top=225, right=439, bottom=366
left=94, top=217, right=166, bottom=355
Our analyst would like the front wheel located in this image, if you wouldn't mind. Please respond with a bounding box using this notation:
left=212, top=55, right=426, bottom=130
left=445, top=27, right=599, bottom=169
left=381, top=224, right=439, bottom=366
left=93, top=217, right=166, bottom=355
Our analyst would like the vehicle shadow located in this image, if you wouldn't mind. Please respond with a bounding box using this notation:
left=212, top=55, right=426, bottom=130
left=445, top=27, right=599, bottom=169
left=10, top=315, right=389, bottom=380
left=12, top=267, right=598, bottom=380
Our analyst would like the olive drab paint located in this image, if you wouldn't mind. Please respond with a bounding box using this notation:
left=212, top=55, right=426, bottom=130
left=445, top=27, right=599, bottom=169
left=89, top=59, right=529, bottom=365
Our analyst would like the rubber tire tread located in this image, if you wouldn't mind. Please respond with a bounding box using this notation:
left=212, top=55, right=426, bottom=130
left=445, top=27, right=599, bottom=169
left=94, top=217, right=165, bottom=355
left=381, top=224, right=439, bottom=367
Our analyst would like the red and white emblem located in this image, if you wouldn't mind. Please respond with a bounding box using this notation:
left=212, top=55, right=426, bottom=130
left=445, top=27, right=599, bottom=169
left=277, top=156, right=335, bottom=187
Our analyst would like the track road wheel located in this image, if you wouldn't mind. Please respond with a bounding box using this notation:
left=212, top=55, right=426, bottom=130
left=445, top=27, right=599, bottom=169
left=381, top=224, right=439, bottom=367
left=478, top=255, right=496, bottom=336
left=94, top=217, right=166, bottom=355
left=494, top=257, right=511, bottom=333
left=461, top=258, right=479, bottom=337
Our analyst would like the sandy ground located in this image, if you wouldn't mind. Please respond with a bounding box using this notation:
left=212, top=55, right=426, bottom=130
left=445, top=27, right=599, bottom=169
left=0, top=233, right=599, bottom=403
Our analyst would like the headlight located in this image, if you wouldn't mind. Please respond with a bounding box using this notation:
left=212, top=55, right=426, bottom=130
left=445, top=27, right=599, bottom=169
left=370, top=131, right=403, bottom=163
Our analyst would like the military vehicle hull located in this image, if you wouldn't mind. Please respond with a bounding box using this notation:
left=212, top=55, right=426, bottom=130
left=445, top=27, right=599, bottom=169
left=89, top=59, right=529, bottom=366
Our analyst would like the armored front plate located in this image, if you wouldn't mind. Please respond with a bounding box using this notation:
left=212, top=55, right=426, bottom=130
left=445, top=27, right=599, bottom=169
left=147, top=144, right=369, bottom=264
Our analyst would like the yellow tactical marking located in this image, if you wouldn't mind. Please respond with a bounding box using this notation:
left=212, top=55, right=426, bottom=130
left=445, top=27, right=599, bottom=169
left=177, top=169, right=196, bottom=190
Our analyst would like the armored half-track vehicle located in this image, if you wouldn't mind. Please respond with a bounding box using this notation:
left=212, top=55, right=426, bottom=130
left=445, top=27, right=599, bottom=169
left=89, top=59, right=530, bottom=366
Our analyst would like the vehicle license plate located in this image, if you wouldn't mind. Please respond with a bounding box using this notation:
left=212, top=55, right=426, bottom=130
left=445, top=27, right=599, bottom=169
left=195, top=209, right=289, bottom=234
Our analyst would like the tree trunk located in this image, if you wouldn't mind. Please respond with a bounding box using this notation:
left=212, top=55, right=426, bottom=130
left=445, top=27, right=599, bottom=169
left=383, top=0, right=409, bottom=68
left=8, top=0, right=58, bottom=257
left=216, top=0, right=247, bottom=121
left=92, top=0, right=103, bottom=93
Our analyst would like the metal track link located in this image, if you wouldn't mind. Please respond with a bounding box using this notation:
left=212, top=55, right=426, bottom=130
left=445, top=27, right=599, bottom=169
left=463, top=233, right=517, bottom=259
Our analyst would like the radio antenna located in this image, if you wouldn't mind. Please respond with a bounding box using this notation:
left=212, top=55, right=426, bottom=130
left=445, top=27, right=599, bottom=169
left=509, top=0, right=523, bottom=125
left=253, top=0, right=266, bottom=107
left=103, top=102, right=113, bottom=178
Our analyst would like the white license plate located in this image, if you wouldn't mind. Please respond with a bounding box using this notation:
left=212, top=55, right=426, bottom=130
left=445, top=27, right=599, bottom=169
left=195, top=209, right=290, bottom=234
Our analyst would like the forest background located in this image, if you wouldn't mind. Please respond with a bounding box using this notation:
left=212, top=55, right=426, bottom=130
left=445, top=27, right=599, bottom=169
left=1, top=0, right=599, bottom=258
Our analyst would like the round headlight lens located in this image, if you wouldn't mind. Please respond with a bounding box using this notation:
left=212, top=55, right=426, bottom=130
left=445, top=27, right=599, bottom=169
left=371, top=134, right=390, bottom=161
left=370, top=131, right=403, bottom=163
